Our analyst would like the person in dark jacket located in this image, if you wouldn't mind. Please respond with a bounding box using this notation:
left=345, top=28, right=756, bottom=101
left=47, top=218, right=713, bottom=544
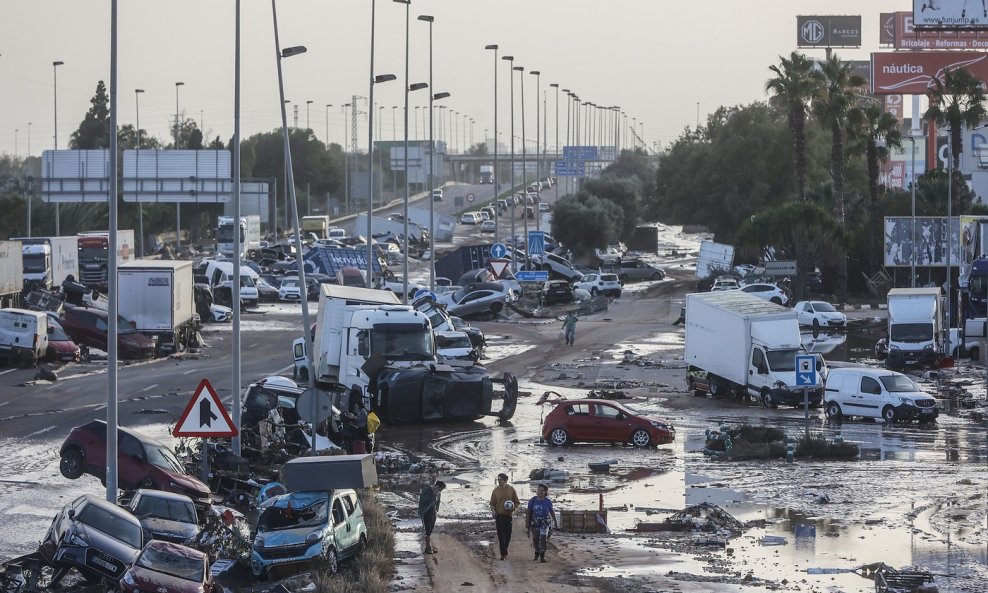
left=418, top=480, right=446, bottom=554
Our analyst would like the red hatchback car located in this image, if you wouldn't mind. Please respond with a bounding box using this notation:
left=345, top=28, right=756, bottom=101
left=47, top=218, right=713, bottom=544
left=542, top=399, right=675, bottom=448
left=59, top=420, right=211, bottom=506
left=60, top=307, right=156, bottom=359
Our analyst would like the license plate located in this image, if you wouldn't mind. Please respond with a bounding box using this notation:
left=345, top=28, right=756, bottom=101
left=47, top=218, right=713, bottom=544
left=921, top=408, right=935, bottom=414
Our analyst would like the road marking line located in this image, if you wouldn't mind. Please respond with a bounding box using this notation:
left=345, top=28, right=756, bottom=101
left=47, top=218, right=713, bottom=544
left=26, top=425, right=56, bottom=437
left=0, top=401, right=9, bottom=408
left=140, top=384, right=159, bottom=393
left=183, top=369, right=197, bottom=375
left=0, top=369, right=16, bottom=377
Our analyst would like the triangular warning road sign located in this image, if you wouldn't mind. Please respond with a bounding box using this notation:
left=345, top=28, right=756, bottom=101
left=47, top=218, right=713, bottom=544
left=488, top=258, right=510, bottom=279
left=173, top=378, right=239, bottom=437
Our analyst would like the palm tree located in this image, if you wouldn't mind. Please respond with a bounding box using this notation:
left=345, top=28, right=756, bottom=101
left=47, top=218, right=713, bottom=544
left=766, top=52, right=819, bottom=201
left=924, top=67, right=987, bottom=170
left=811, top=54, right=866, bottom=223
left=848, top=102, right=903, bottom=271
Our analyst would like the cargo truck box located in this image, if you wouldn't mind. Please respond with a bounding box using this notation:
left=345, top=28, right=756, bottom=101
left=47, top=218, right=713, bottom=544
left=0, top=241, right=24, bottom=308
left=118, top=260, right=197, bottom=354
left=280, top=454, right=378, bottom=491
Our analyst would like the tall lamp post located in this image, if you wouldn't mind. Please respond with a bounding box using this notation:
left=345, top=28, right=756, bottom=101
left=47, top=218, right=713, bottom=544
left=367, top=0, right=395, bottom=288
left=418, top=14, right=437, bottom=289
left=232, top=0, right=244, bottom=456
left=484, top=45, right=500, bottom=242
left=135, top=88, right=145, bottom=257
left=324, top=103, right=332, bottom=146
left=516, top=64, right=528, bottom=264
left=53, top=60, right=64, bottom=235
left=306, top=99, right=313, bottom=130
left=174, top=81, right=185, bottom=251
left=502, top=55, right=515, bottom=268
left=551, top=83, right=559, bottom=202
left=271, top=2, right=315, bottom=451
left=530, top=70, right=540, bottom=230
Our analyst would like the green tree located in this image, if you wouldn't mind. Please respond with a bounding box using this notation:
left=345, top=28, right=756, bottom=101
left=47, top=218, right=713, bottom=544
left=550, top=192, right=623, bottom=256
left=580, top=175, right=641, bottom=239
left=70, top=81, right=110, bottom=149
left=766, top=52, right=819, bottom=201
left=924, top=66, right=987, bottom=170
left=735, top=202, right=844, bottom=300
left=604, top=148, right=656, bottom=201
left=848, top=102, right=902, bottom=271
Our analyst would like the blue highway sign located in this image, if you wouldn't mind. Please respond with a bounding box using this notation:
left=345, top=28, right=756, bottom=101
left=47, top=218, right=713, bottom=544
left=516, top=270, right=549, bottom=282
left=795, top=354, right=817, bottom=386
left=528, top=231, right=546, bottom=256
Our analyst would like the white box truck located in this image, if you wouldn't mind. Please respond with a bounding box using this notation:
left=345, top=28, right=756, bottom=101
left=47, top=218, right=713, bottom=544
left=883, top=288, right=943, bottom=369
left=216, top=215, right=261, bottom=260
left=296, top=284, right=517, bottom=424
left=14, top=236, right=79, bottom=290
left=118, top=260, right=198, bottom=355
left=301, top=215, right=332, bottom=240
left=0, top=241, right=24, bottom=309
left=685, top=291, right=824, bottom=408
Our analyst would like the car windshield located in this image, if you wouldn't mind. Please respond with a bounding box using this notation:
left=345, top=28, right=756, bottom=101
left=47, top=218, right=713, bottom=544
left=437, top=334, right=472, bottom=349
left=77, top=504, right=142, bottom=549
left=79, top=246, right=109, bottom=263
left=135, top=496, right=196, bottom=523
left=765, top=348, right=800, bottom=372
left=116, top=316, right=138, bottom=335
left=282, top=278, right=298, bottom=288
left=880, top=374, right=921, bottom=393
left=216, top=226, right=243, bottom=243
left=371, top=326, right=434, bottom=360
left=890, top=323, right=934, bottom=343
left=49, top=323, right=71, bottom=341
left=811, top=301, right=837, bottom=312
left=258, top=498, right=328, bottom=531
left=23, top=253, right=47, bottom=273
left=136, top=546, right=204, bottom=582
left=146, top=444, right=187, bottom=475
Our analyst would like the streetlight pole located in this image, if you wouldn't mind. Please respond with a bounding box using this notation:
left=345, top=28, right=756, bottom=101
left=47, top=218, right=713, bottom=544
left=232, top=0, right=244, bottom=456
left=368, top=0, right=394, bottom=288
left=174, top=81, right=185, bottom=252
left=419, top=14, right=436, bottom=290
left=486, top=44, right=499, bottom=242
left=909, top=135, right=917, bottom=288
left=502, top=55, right=515, bottom=269
left=306, top=99, right=313, bottom=130
left=325, top=103, right=332, bottom=147
left=135, top=88, right=145, bottom=257
left=551, top=83, right=558, bottom=203
left=530, top=70, right=540, bottom=230
left=516, top=64, right=528, bottom=264
left=53, top=60, right=64, bottom=235
left=271, top=2, right=315, bottom=453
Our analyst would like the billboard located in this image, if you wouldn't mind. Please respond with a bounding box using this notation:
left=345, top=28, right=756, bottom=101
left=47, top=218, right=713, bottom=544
left=892, top=11, right=988, bottom=49
left=871, top=51, right=988, bottom=94
left=797, top=15, right=862, bottom=48
left=913, top=0, right=988, bottom=29
left=880, top=13, right=896, bottom=45
left=884, top=217, right=960, bottom=268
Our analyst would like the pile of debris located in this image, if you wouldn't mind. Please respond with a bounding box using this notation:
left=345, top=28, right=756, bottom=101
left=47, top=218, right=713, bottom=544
left=663, top=502, right=745, bottom=534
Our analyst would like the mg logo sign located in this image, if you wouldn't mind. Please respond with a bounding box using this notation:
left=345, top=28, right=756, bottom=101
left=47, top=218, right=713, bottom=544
left=801, top=20, right=825, bottom=44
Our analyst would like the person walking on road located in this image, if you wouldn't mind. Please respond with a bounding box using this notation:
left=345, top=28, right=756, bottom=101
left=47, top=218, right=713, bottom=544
left=526, top=483, right=558, bottom=562
left=562, top=313, right=578, bottom=346
left=418, top=480, right=447, bottom=554
left=490, top=473, right=521, bottom=560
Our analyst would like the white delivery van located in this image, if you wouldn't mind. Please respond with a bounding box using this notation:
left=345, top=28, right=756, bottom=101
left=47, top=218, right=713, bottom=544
left=0, top=308, right=49, bottom=366
left=824, top=367, right=938, bottom=423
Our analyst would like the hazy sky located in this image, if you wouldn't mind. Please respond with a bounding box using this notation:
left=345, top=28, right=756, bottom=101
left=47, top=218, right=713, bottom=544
left=0, top=0, right=908, bottom=158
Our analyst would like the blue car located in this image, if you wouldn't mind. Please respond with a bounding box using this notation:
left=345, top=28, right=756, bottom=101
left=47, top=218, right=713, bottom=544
left=250, top=490, right=366, bottom=578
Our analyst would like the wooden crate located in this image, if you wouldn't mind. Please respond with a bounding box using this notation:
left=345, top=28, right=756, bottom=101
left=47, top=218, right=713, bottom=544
left=559, top=510, right=607, bottom=533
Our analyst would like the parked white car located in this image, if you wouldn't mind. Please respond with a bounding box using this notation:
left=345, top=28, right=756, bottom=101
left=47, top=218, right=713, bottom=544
left=739, top=283, right=788, bottom=306
left=278, top=277, right=303, bottom=301
left=461, top=212, right=481, bottom=225
left=480, top=220, right=497, bottom=233
left=435, top=330, right=478, bottom=362
left=824, top=367, right=938, bottom=423
left=573, top=273, right=622, bottom=297
left=795, top=300, right=846, bottom=329
left=710, top=277, right=740, bottom=292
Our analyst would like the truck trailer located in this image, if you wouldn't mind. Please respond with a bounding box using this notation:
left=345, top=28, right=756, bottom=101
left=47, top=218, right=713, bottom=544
left=118, top=260, right=198, bottom=355
left=0, top=241, right=24, bottom=309
left=14, top=236, right=79, bottom=290
left=685, top=291, right=824, bottom=407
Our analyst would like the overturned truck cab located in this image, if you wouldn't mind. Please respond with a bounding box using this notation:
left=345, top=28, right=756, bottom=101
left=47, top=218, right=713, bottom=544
left=306, top=285, right=517, bottom=423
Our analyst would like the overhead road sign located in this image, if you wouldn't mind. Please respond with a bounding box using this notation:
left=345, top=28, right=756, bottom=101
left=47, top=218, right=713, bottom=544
left=562, top=146, right=598, bottom=160
left=41, top=150, right=111, bottom=203
left=553, top=160, right=585, bottom=177
left=173, top=378, right=238, bottom=437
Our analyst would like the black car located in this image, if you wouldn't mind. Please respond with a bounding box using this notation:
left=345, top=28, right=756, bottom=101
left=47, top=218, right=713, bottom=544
left=306, top=273, right=336, bottom=301
left=542, top=280, right=573, bottom=305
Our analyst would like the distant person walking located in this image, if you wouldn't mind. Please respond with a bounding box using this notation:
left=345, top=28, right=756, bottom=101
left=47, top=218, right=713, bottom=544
left=418, top=480, right=446, bottom=554
left=526, top=483, right=558, bottom=562
left=562, top=313, right=578, bottom=346
left=489, top=473, right=521, bottom=560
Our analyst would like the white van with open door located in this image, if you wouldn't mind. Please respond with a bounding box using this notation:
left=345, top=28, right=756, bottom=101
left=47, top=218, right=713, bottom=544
left=0, top=308, right=49, bottom=367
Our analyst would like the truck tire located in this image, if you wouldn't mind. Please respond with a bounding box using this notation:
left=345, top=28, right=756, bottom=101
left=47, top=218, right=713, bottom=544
left=709, top=379, right=724, bottom=398
left=761, top=389, right=777, bottom=409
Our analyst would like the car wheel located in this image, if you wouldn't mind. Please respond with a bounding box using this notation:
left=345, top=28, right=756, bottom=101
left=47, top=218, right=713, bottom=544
left=650, top=272, right=662, bottom=281
left=358, top=534, right=367, bottom=555
left=629, top=429, right=652, bottom=448
left=619, top=274, right=629, bottom=283
left=490, top=301, right=504, bottom=314
left=761, top=390, right=776, bottom=409
left=548, top=428, right=570, bottom=447
left=590, top=287, right=598, bottom=296
left=59, top=448, right=84, bottom=479
left=770, top=297, right=783, bottom=305
left=709, top=380, right=722, bottom=398
left=324, top=547, right=339, bottom=574
left=882, top=405, right=897, bottom=423
left=825, top=401, right=842, bottom=420
left=812, top=318, right=820, bottom=331
left=298, top=367, right=309, bottom=383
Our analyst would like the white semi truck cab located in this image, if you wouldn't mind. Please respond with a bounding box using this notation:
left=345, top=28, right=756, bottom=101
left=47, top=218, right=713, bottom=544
left=884, top=287, right=942, bottom=369
left=216, top=215, right=261, bottom=260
